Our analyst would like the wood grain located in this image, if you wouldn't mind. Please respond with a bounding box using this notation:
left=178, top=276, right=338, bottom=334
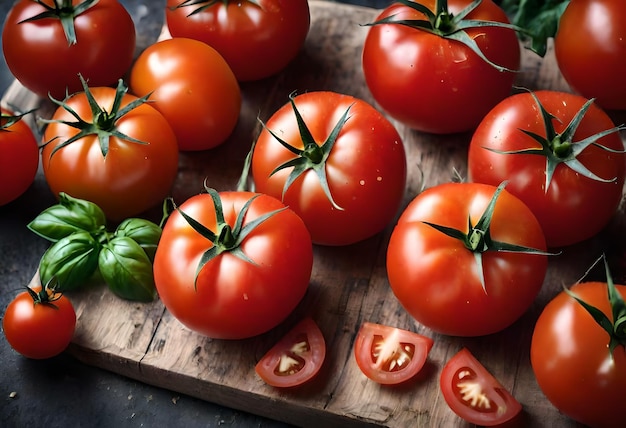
left=6, top=1, right=623, bottom=427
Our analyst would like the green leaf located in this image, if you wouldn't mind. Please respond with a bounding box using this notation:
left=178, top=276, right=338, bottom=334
left=115, top=218, right=162, bottom=261
left=99, top=237, right=156, bottom=302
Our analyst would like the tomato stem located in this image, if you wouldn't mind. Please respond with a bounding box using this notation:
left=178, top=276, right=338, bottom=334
left=21, top=0, right=99, bottom=46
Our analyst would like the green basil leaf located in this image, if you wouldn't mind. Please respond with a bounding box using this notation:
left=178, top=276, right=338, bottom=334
left=28, top=192, right=107, bottom=242
left=99, top=236, right=156, bottom=302
left=39, top=231, right=101, bottom=291
left=114, top=218, right=162, bottom=261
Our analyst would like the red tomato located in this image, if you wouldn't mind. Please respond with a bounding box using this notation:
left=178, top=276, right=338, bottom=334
left=353, top=322, right=433, bottom=385
left=129, top=37, right=241, bottom=151
left=468, top=90, right=626, bottom=248
left=3, top=283, right=76, bottom=359
left=251, top=91, right=407, bottom=246
left=41, top=82, right=180, bottom=221
left=555, top=0, right=626, bottom=110
left=153, top=190, right=313, bottom=339
left=386, top=182, right=548, bottom=337
left=165, top=0, right=310, bottom=82
left=362, top=0, right=520, bottom=134
left=531, top=280, right=626, bottom=428
left=2, top=0, right=135, bottom=100
left=441, top=348, right=522, bottom=426
left=0, top=108, right=39, bottom=206
left=255, top=317, right=326, bottom=388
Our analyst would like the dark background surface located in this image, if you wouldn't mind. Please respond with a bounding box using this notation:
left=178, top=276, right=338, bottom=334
left=0, top=1, right=390, bottom=428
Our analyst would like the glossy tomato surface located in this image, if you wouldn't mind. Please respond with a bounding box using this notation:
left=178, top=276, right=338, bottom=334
left=555, top=0, right=626, bottom=110
left=468, top=90, right=626, bottom=248
left=2, top=0, right=135, bottom=99
left=153, top=191, right=313, bottom=340
left=531, top=281, right=626, bottom=428
left=362, top=0, right=520, bottom=134
left=441, top=348, right=522, bottom=426
left=0, top=108, right=39, bottom=206
left=166, top=0, right=310, bottom=81
left=386, top=182, right=547, bottom=336
left=42, top=87, right=179, bottom=221
left=252, top=91, right=407, bottom=246
left=255, top=317, right=326, bottom=388
left=354, top=322, right=433, bottom=385
left=129, top=37, right=241, bottom=151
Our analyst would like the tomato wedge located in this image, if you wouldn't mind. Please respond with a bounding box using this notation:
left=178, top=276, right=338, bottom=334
left=354, top=322, right=433, bottom=385
left=440, top=348, right=522, bottom=426
left=255, top=318, right=326, bottom=388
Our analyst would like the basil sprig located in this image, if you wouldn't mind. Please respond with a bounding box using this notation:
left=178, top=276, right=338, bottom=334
left=28, top=193, right=162, bottom=302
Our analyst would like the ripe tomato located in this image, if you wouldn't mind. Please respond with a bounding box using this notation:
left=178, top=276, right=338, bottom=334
left=255, top=317, right=326, bottom=388
left=531, top=276, right=626, bottom=428
left=386, top=182, right=548, bottom=337
left=440, top=348, right=522, bottom=426
left=41, top=80, right=179, bottom=221
left=129, top=37, right=241, bottom=151
left=361, top=0, right=520, bottom=134
left=251, top=91, right=407, bottom=246
left=153, top=190, right=313, bottom=340
left=2, top=0, right=135, bottom=100
left=165, top=0, right=310, bottom=82
left=468, top=90, right=626, bottom=248
left=3, top=282, right=76, bottom=359
left=0, top=108, right=39, bottom=206
left=555, top=0, right=626, bottom=110
left=353, top=322, right=433, bottom=385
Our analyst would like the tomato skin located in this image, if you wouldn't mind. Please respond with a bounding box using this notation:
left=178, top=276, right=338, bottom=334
left=386, top=182, right=547, bottom=337
left=555, top=0, right=626, bottom=110
left=42, top=87, right=179, bottom=222
left=362, top=0, right=520, bottom=134
left=2, top=0, right=135, bottom=100
left=468, top=90, right=626, bottom=248
left=531, top=281, right=626, bottom=428
left=252, top=91, right=407, bottom=246
left=129, top=37, right=241, bottom=151
left=165, top=0, right=310, bottom=82
left=0, top=108, right=39, bottom=206
left=3, top=286, right=76, bottom=359
left=353, top=322, right=433, bottom=385
left=153, top=191, right=313, bottom=340
left=440, top=348, right=522, bottom=426
left=255, top=317, right=326, bottom=388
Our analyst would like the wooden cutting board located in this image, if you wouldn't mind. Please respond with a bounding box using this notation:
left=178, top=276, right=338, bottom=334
left=5, top=1, right=624, bottom=427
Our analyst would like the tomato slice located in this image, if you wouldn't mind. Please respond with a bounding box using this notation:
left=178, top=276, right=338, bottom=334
left=354, top=322, right=434, bottom=385
left=255, top=317, right=326, bottom=388
left=440, top=348, right=522, bottom=426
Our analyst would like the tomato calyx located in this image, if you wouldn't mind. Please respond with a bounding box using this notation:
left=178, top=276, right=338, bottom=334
left=171, top=0, right=261, bottom=16
left=0, top=109, right=36, bottom=131
left=40, top=75, right=151, bottom=159
left=18, top=0, right=99, bottom=46
left=423, top=181, right=554, bottom=292
left=364, top=0, right=521, bottom=72
left=168, top=185, right=287, bottom=287
left=485, top=91, right=626, bottom=193
left=25, top=277, right=65, bottom=310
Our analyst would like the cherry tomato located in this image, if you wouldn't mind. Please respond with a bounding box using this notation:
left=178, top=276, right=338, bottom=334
left=440, top=348, right=522, bottom=426
left=251, top=91, right=407, bottom=246
left=468, top=90, right=625, bottom=248
left=3, top=283, right=76, bottom=359
left=353, top=322, right=433, bottom=385
left=41, top=81, right=179, bottom=221
left=255, top=317, right=326, bottom=388
left=153, top=190, right=313, bottom=340
left=362, top=0, right=520, bottom=134
left=129, top=37, right=241, bottom=151
left=555, top=0, right=626, bottom=110
left=386, top=182, right=548, bottom=337
left=0, top=108, right=39, bottom=206
left=165, top=0, right=310, bottom=82
left=2, top=0, right=135, bottom=100
left=531, top=278, right=626, bottom=428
